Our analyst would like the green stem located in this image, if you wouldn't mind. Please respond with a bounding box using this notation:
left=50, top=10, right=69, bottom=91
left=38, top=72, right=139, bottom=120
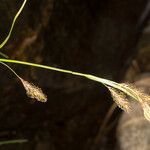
left=0, top=61, right=20, bottom=79
left=0, top=139, right=27, bottom=146
left=0, top=52, right=9, bottom=58
left=0, top=58, right=139, bottom=101
left=0, top=0, right=27, bottom=49
left=0, top=58, right=114, bottom=84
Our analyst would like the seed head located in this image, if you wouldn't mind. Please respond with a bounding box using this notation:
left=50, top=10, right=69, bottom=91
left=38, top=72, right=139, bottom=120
left=118, top=83, right=150, bottom=121
left=142, top=102, right=150, bottom=121
left=108, top=87, right=131, bottom=112
left=20, top=78, right=47, bottom=102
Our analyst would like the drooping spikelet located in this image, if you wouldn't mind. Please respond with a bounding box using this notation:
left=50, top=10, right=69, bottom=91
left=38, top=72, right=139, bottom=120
left=20, top=78, right=47, bottom=102
left=142, top=102, right=150, bottom=121
left=108, top=87, right=131, bottom=113
left=118, top=83, right=150, bottom=121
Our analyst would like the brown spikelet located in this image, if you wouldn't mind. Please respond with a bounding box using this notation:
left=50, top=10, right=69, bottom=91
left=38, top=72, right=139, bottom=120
left=108, top=87, right=131, bottom=112
left=142, top=102, right=150, bottom=121
left=120, top=83, right=146, bottom=102
left=20, top=78, right=47, bottom=102
left=120, top=83, right=150, bottom=121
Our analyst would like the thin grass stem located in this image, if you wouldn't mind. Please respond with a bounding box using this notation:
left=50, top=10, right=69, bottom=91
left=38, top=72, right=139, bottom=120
left=0, top=58, right=141, bottom=102
left=0, top=0, right=27, bottom=49
left=0, top=139, right=27, bottom=146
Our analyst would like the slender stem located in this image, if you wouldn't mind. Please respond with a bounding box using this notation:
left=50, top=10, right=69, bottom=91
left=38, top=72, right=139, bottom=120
left=0, top=59, right=110, bottom=84
left=0, top=58, right=90, bottom=77
left=0, top=58, right=139, bottom=101
left=0, top=61, right=20, bottom=79
left=0, top=0, right=27, bottom=49
left=0, top=139, right=27, bottom=146
left=0, top=52, right=9, bottom=58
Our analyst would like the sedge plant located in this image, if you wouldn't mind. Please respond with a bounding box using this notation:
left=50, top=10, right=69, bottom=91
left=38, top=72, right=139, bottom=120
left=0, top=0, right=150, bottom=123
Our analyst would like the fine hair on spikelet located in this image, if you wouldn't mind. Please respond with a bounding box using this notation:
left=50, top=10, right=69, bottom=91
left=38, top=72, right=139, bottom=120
left=108, top=87, right=131, bottom=112
left=20, top=78, right=47, bottom=102
left=116, top=83, right=150, bottom=121
left=0, top=61, right=47, bottom=103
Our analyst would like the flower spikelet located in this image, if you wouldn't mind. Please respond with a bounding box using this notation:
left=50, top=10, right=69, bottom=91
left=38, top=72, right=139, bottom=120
left=20, top=78, right=47, bottom=102
left=120, top=83, right=150, bottom=121
left=108, top=87, right=131, bottom=112
left=142, top=102, right=150, bottom=121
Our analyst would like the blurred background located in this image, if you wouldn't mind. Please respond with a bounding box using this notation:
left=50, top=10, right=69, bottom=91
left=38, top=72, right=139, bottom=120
left=0, top=0, right=150, bottom=150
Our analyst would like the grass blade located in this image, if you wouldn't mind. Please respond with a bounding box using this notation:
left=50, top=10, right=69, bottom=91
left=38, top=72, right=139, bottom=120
left=0, top=139, right=27, bottom=146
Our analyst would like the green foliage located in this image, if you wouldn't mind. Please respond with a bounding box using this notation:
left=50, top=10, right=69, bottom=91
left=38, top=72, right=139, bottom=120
left=0, top=0, right=27, bottom=49
left=0, top=139, right=27, bottom=146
